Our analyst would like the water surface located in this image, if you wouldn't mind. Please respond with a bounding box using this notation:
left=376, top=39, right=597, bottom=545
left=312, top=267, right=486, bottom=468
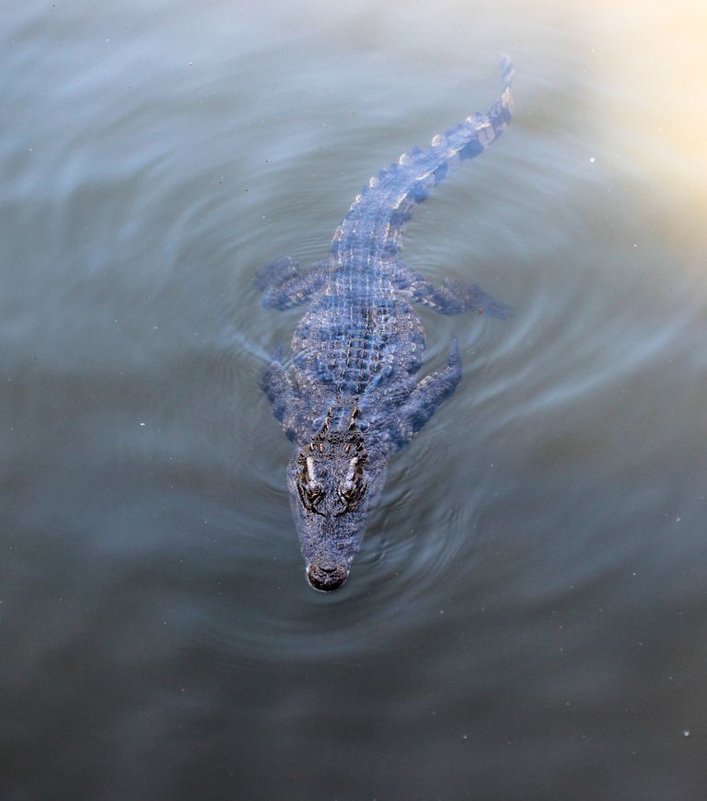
left=2, top=1, right=707, bottom=799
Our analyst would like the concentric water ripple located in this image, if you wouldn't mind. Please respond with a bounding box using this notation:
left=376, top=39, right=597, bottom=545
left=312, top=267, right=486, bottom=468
left=4, top=2, right=707, bottom=799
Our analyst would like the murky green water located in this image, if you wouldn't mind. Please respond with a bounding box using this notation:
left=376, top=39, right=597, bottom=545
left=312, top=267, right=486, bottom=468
left=2, top=1, right=707, bottom=799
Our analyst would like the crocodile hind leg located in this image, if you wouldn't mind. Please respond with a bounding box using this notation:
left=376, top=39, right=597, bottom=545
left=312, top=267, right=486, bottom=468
left=393, top=262, right=511, bottom=318
left=255, top=257, right=329, bottom=310
left=392, top=339, right=462, bottom=447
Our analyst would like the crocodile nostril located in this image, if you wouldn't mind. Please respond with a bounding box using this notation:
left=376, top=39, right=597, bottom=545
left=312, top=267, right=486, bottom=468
left=306, top=561, right=348, bottom=592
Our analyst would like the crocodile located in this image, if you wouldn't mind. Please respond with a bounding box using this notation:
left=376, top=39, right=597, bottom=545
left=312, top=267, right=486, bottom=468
left=256, top=59, right=514, bottom=591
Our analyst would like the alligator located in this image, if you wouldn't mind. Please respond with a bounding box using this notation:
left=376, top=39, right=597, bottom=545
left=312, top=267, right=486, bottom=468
left=256, top=59, right=514, bottom=591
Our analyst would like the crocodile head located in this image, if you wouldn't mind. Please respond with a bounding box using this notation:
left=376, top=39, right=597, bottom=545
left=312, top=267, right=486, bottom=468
left=287, top=409, right=385, bottom=591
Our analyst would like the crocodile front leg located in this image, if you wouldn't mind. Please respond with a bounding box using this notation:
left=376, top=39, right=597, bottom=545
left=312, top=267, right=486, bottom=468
left=393, top=263, right=511, bottom=318
left=255, top=257, right=329, bottom=310
left=391, top=339, right=462, bottom=447
left=261, top=351, right=303, bottom=443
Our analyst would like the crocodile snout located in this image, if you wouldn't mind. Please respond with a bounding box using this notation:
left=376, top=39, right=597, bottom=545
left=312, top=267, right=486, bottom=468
left=306, top=560, right=348, bottom=592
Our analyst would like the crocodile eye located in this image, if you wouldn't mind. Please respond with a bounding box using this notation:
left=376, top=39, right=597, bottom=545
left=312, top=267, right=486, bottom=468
left=296, top=454, right=325, bottom=514
left=336, top=457, right=367, bottom=513
left=339, top=480, right=364, bottom=504
left=336, top=484, right=366, bottom=516
left=306, top=483, right=324, bottom=504
left=297, top=479, right=325, bottom=514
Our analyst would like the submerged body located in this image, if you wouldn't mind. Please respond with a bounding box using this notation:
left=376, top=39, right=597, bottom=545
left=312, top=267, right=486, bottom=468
left=257, top=60, right=514, bottom=590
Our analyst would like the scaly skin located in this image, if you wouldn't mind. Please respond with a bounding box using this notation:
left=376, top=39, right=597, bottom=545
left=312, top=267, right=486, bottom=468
left=257, top=59, right=514, bottom=591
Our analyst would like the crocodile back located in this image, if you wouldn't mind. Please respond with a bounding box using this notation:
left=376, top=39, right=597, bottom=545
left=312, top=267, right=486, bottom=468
left=292, top=278, right=424, bottom=403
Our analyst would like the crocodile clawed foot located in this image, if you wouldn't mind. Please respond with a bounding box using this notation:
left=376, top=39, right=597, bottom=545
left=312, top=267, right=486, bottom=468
left=443, top=278, right=513, bottom=319
left=254, top=256, right=299, bottom=292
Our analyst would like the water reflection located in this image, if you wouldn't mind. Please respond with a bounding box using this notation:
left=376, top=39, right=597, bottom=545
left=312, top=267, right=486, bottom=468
left=579, top=0, right=707, bottom=224
left=2, top=1, right=707, bottom=799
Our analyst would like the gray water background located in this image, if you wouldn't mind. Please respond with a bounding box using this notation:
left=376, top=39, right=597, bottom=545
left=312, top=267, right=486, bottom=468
left=2, top=1, right=707, bottom=799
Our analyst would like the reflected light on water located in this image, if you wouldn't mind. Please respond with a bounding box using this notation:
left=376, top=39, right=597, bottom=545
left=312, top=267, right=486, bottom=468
left=581, top=0, right=707, bottom=229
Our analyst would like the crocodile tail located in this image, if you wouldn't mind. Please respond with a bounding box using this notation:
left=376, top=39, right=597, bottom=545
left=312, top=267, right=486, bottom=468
left=392, top=56, right=513, bottom=200
left=375, top=57, right=513, bottom=248
left=332, top=59, right=514, bottom=260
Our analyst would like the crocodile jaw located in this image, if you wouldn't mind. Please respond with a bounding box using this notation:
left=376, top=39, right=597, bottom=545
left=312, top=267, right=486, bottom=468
left=287, top=450, right=387, bottom=592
